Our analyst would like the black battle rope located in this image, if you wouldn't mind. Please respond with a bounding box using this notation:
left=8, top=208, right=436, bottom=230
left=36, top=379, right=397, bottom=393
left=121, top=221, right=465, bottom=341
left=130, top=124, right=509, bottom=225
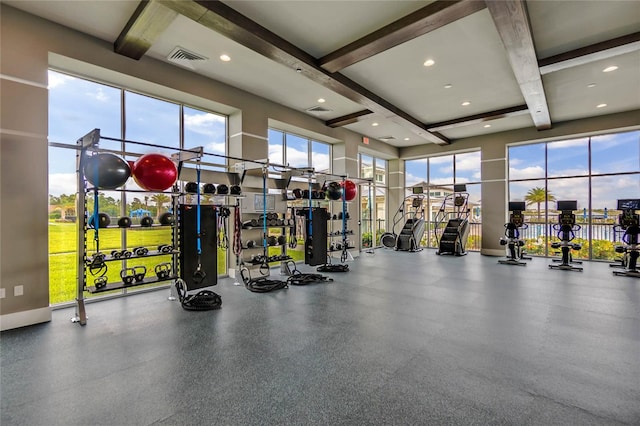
left=175, top=279, right=221, bottom=311
left=285, top=260, right=333, bottom=286
left=289, top=207, right=297, bottom=248
left=239, top=266, right=288, bottom=293
left=232, top=203, right=242, bottom=258
left=192, top=162, right=206, bottom=284
left=217, top=207, right=229, bottom=250
left=317, top=263, right=349, bottom=273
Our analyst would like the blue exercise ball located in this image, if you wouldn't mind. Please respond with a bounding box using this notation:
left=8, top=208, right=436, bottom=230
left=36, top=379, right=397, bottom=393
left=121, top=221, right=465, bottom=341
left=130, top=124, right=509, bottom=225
left=83, top=153, right=131, bottom=189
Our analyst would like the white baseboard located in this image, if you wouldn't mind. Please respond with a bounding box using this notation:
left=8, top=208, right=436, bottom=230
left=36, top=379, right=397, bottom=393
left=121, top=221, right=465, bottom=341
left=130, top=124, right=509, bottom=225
left=1, top=307, right=51, bottom=331
left=481, top=249, right=505, bottom=257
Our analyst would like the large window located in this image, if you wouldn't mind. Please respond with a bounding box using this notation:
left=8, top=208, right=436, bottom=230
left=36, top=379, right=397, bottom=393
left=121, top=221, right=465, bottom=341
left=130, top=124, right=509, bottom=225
left=48, top=70, right=228, bottom=305
left=268, top=129, right=331, bottom=172
left=360, top=155, right=387, bottom=248
left=405, top=151, right=481, bottom=250
left=508, top=131, right=640, bottom=260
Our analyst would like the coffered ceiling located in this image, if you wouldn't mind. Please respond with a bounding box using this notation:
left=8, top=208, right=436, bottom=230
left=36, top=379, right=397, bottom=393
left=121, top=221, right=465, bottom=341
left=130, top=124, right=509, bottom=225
left=4, top=0, right=640, bottom=147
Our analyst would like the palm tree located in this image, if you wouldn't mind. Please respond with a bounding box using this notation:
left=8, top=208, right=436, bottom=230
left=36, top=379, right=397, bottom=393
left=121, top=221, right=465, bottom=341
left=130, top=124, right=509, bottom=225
left=525, top=187, right=555, bottom=221
left=150, top=193, right=171, bottom=218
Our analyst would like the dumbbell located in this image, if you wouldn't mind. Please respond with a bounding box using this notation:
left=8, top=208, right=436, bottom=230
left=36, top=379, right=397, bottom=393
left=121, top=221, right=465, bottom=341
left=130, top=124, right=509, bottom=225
left=133, top=247, right=149, bottom=256
left=94, top=276, right=107, bottom=290
left=111, top=249, right=132, bottom=259
left=157, top=244, right=173, bottom=254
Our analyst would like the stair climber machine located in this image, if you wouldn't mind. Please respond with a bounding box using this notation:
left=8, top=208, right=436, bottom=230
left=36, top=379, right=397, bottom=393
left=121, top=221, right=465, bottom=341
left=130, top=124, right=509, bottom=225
left=435, top=184, right=470, bottom=256
left=498, top=201, right=532, bottom=266
left=549, top=200, right=583, bottom=272
left=610, top=199, right=640, bottom=278
left=380, top=191, right=426, bottom=252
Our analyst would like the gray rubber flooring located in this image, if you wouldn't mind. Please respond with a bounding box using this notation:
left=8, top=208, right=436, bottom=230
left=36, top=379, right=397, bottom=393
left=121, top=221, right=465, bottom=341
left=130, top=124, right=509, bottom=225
left=1, top=250, right=639, bottom=425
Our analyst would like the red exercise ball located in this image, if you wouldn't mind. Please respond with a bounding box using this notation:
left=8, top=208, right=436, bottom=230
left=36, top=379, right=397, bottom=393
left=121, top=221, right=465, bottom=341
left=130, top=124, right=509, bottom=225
left=131, top=153, right=177, bottom=191
left=341, top=180, right=357, bottom=201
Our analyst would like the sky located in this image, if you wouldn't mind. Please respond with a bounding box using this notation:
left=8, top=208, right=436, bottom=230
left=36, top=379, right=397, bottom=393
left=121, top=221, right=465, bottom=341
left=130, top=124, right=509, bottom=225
left=49, top=70, right=639, bottom=212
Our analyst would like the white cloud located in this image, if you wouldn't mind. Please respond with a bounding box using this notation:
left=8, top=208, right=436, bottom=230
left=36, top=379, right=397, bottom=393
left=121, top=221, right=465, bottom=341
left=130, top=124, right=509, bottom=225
left=547, top=138, right=588, bottom=149
left=206, top=142, right=225, bottom=154
left=312, top=152, right=330, bottom=173
left=184, top=112, right=225, bottom=135
left=509, top=166, right=545, bottom=180
left=49, top=173, right=77, bottom=196
left=48, top=71, right=75, bottom=89
left=85, top=87, right=109, bottom=102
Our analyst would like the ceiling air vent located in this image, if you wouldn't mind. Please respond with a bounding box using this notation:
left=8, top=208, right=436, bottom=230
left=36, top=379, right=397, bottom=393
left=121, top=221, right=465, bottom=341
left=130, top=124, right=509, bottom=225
left=167, top=47, right=208, bottom=69
left=379, top=136, right=396, bottom=141
left=306, top=106, right=333, bottom=113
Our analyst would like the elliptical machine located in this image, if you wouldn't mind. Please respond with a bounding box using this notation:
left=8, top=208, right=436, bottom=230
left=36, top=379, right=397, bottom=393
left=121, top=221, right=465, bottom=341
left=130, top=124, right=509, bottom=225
left=610, top=199, right=640, bottom=278
left=498, top=201, right=531, bottom=266
left=549, top=200, right=583, bottom=272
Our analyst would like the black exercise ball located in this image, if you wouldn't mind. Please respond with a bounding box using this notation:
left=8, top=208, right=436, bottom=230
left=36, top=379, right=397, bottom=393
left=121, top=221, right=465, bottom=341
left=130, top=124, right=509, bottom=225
left=83, top=153, right=131, bottom=190
left=185, top=182, right=199, bottom=193
left=217, top=184, right=229, bottom=195
left=117, top=216, right=132, bottom=228
left=326, top=182, right=342, bottom=200
left=140, top=216, right=154, bottom=227
left=203, top=183, right=216, bottom=194
left=159, top=212, right=174, bottom=226
left=88, top=212, right=111, bottom=228
left=230, top=185, right=242, bottom=195
left=267, top=235, right=278, bottom=246
left=277, top=235, right=286, bottom=246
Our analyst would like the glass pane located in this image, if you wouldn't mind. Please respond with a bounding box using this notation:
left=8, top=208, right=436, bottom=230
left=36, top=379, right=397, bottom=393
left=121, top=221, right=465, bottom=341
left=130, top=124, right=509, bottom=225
left=591, top=131, right=640, bottom=175
left=547, top=138, right=589, bottom=177
left=268, top=129, right=284, bottom=166
left=311, top=141, right=330, bottom=174
left=375, top=187, right=387, bottom=245
left=466, top=183, right=481, bottom=251
left=375, top=158, right=387, bottom=186
left=509, top=179, right=547, bottom=256
left=285, top=133, right=309, bottom=168
left=184, top=106, right=227, bottom=171
left=125, top=91, right=180, bottom=149
left=509, top=143, right=545, bottom=180
left=360, top=154, right=373, bottom=179
left=591, top=174, right=640, bottom=260
left=547, top=177, right=590, bottom=259
left=360, top=184, right=373, bottom=248
left=48, top=70, right=122, bottom=143
left=429, top=155, right=453, bottom=185
left=405, top=159, right=427, bottom=194
left=455, top=151, right=481, bottom=184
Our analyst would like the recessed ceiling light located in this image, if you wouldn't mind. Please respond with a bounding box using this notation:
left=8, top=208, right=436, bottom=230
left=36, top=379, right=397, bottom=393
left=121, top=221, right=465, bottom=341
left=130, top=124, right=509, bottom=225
left=317, top=98, right=325, bottom=103
left=587, top=83, right=596, bottom=88
left=461, top=101, right=471, bottom=106
left=444, top=84, right=452, bottom=89
left=484, top=124, right=491, bottom=128
left=404, top=137, right=410, bottom=141
left=597, top=103, right=607, bottom=108
left=423, top=59, right=435, bottom=67
left=219, top=54, right=231, bottom=62
left=372, top=122, right=379, bottom=126
left=603, top=66, right=618, bottom=73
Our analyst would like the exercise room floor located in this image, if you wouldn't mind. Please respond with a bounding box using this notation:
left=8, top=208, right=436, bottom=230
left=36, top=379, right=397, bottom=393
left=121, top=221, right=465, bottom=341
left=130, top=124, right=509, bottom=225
left=2, top=250, right=639, bottom=425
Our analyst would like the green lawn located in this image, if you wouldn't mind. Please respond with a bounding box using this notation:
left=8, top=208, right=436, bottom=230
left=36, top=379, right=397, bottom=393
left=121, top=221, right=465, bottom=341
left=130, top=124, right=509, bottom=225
left=48, top=223, right=305, bottom=304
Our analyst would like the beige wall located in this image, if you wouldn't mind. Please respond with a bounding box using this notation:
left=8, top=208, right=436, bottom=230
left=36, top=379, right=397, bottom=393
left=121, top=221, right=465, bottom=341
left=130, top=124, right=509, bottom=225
left=1, top=4, right=639, bottom=329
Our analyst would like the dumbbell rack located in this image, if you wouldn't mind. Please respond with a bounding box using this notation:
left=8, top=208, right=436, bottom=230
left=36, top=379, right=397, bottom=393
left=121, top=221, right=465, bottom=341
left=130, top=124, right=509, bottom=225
left=72, top=129, right=201, bottom=326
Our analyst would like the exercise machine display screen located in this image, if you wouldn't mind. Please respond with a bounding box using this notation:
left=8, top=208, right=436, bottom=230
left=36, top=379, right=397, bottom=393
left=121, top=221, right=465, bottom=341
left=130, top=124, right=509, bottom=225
left=412, top=186, right=424, bottom=194
left=617, top=199, right=640, bottom=210
left=508, top=201, right=526, bottom=212
left=453, top=184, right=467, bottom=193
left=557, top=200, right=577, bottom=211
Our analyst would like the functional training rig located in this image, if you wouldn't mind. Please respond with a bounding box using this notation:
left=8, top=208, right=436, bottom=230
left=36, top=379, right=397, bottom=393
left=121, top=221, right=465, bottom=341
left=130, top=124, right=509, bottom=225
left=610, top=199, right=640, bottom=278
left=549, top=200, right=583, bottom=272
left=435, top=184, right=470, bottom=256
left=498, top=201, right=531, bottom=266
left=380, top=191, right=425, bottom=252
